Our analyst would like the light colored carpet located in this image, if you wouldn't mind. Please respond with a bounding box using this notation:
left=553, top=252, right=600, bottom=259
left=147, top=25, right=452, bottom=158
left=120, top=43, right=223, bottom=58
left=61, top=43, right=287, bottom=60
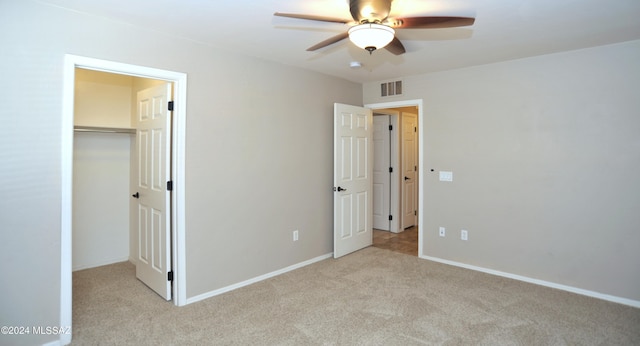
left=72, top=247, right=640, bottom=345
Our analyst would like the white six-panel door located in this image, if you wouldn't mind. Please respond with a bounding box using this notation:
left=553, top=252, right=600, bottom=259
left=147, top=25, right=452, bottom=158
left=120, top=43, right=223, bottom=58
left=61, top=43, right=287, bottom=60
left=136, top=83, right=172, bottom=300
left=334, top=103, right=373, bottom=258
left=402, top=112, right=418, bottom=229
left=372, top=115, right=391, bottom=231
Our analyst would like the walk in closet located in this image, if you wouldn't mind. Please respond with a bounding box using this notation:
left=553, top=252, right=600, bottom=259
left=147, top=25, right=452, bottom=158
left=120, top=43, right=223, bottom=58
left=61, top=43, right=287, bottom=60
left=72, top=69, right=163, bottom=271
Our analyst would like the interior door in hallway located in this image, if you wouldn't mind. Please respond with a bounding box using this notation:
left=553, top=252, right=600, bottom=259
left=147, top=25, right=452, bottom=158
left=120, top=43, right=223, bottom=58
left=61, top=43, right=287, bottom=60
left=334, top=103, right=373, bottom=258
left=402, top=112, right=418, bottom=229
left=372, top=115, right=390, bottom=231
left=135, top=83, right=173, bottom=300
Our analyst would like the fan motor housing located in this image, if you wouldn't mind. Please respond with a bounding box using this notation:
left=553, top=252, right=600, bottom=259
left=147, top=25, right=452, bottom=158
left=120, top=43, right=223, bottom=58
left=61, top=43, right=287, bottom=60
left=350, top=0, right=391, bottom=23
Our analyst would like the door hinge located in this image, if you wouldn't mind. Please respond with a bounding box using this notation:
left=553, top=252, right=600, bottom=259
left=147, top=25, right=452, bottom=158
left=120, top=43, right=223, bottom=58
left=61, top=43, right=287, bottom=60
left=168, top=101, right=174, bottom=111
left=167, top=181, right=173, bottom=191
left=388, top=215, right=393, bottom=221
left=415, top=166, right=417, bottom=171
left=168, top=271, right=173, bottom=281
left=389, top=125, right=393, bottom=131
left=414, top=210, right=417, bottom=216
left=389, top=167, right=393, bottom=173
left=414, top=127, right=417, bottom=132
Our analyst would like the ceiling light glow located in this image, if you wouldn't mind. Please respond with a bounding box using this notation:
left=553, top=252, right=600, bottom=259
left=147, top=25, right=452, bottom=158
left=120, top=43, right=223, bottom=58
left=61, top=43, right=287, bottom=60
left=348, top=23, right=395, bottom=53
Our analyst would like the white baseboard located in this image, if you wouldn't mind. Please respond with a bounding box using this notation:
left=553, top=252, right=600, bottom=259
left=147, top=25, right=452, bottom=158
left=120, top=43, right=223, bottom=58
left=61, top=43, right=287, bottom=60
left=72, top=256, right=130, bottom=271
left=186, top=253, right=333, bottom=305
left=420, top=255, right=640, bottom=308
left=42, top=335, right=68, bottom=346
left=72, top=256, right=129, bottom=271
left=41, top=332, right=71, bottom=346
left=42, top=340, right=59, bottom=346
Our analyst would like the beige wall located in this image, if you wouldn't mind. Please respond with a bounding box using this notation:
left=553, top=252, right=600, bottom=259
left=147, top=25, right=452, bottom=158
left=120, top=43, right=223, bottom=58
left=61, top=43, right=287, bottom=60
left=365, top=39, right=640, bottom=303
left=74, top=69, right=133, bottom=128
left=4, top=1, right=636, bottom=344
left=0, top=1, right=361, bottom=345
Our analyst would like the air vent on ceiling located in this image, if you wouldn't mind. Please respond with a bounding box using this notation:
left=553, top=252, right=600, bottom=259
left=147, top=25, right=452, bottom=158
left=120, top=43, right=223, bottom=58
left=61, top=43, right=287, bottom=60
left=381, top=80, right=402, bottom=97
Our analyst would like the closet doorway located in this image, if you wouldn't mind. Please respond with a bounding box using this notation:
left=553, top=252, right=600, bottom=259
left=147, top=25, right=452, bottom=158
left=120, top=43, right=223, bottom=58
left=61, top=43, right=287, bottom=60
left=61, top=55, right=188, bottom=341
left=72, top=69, right=173, bottom=299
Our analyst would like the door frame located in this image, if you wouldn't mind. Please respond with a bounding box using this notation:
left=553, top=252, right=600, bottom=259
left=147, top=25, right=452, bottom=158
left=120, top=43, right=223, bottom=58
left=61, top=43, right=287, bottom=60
left=61, top=54, right=187, bottom=343
left=366, top=99, right=423, bottom=257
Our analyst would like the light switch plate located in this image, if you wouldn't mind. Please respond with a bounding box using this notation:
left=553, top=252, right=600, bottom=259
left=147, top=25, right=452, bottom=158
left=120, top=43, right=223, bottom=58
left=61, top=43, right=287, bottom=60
left=439, top=171, right=453, bottom=182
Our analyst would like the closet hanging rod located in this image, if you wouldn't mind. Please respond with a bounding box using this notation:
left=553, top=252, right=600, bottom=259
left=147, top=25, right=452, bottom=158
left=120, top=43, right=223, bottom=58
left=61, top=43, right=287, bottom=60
left=74, top=126, right=135, bottom=134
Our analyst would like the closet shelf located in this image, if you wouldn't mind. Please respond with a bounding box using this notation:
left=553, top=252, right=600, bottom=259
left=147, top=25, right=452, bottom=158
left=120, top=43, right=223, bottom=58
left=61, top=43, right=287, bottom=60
left=74, top=125, right=135, bottom=134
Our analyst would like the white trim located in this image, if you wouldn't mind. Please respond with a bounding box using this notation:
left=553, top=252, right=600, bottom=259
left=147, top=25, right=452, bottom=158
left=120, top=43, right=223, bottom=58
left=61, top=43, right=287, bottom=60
left=61, top=54, right=188, bottom=345
left=186, top=253, right=333, bottom=305
left=60, top=55, right=75, bottom=346
left=365, top=99, right=424, bottom=257
left=421, top=255, right=640, bottom=308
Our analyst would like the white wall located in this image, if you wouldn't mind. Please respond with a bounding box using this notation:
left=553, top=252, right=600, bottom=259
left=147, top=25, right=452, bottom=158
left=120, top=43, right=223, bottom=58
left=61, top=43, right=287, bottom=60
left=364, top=39, right=640, bottom=303
left=0, top=1, right=362, bottom=345
left=73, top=132, right=131, bottom=270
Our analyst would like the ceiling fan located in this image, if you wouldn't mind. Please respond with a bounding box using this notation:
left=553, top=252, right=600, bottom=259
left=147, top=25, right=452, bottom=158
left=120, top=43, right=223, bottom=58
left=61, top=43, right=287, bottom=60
left=275, top=0, right=475, bottom=55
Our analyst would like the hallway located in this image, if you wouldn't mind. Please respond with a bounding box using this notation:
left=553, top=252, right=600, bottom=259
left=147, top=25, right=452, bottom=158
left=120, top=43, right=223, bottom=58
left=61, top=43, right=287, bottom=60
left=372, top=226, right=418, bottom=256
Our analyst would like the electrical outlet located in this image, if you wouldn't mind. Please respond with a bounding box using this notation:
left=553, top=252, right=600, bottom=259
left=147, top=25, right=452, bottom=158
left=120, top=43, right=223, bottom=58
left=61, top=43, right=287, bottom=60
left=293, top=230, right=299, bottom=241
left=461, top=229, right=468, bottom=241
left=439, top=227, right=446, bottom=237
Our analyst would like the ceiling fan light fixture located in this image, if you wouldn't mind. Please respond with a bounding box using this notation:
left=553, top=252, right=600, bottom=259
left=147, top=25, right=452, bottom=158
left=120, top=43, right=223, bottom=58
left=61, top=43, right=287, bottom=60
left=348, top=23, right=395, bottom=53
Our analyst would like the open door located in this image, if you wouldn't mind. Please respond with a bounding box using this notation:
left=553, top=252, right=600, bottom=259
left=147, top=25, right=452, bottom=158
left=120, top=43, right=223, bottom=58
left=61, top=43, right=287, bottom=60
left=401, top=112, right=418, bottom=229
left=135, top=83, right=173, bottom=300
left=372, top=115, right=391, bottom=231
left=333, top=103, right=373, bottom=258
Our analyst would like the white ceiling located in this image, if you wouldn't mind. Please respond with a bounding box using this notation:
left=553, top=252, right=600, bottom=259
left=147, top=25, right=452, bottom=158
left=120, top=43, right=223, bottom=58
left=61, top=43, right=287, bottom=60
left=40, top=0, right=640, bottom=83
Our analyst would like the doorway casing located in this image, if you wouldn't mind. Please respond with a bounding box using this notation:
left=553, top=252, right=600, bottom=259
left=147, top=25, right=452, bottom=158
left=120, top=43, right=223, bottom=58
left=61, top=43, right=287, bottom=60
left=61, top=54, right=187, bottom=344
left=366, top=99, right=424, bottom=257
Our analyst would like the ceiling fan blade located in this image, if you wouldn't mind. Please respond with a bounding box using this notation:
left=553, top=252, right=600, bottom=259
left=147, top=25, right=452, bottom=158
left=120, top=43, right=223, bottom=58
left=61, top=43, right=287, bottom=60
left=387, top=16, right=475, bottom=29
left=384, top=37, right=406, bottom=55
left=307, top=32, right=350, bottom=51
left=274, top=12, right=352, bottom=24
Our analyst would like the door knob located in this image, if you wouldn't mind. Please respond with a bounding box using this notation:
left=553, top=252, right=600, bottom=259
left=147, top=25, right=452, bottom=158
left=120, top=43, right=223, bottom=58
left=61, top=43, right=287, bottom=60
left=336, top=186, right=347, bottom=192
left=404, top=176, right=410, bottom=181
left=132, top=192, right=139, bottom=198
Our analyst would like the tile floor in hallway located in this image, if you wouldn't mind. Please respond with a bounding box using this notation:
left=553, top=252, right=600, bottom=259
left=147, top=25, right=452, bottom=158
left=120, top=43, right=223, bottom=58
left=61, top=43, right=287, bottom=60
left=372, top=226, right=418, bottom=256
